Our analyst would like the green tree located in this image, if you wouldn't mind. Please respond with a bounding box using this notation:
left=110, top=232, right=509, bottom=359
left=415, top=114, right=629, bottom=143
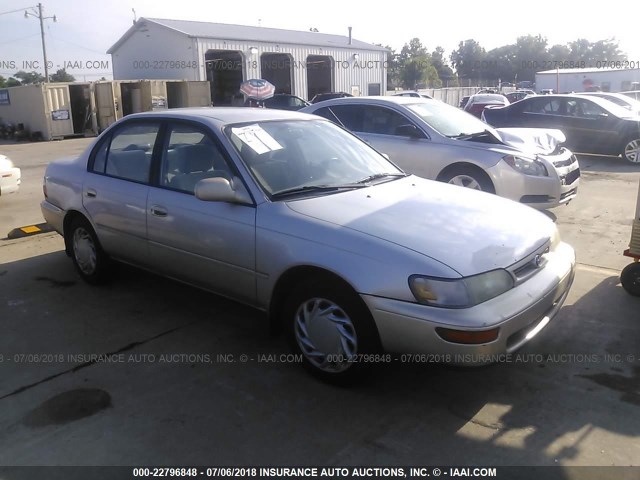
left=13, top=70, right=46, bottom=84
left=384, top=46, right=401, bottom=89
left=49, top=69, right=75, bottom=82
left=398, top=38, right=439, bottom=89
left=450, top=39, right=486, bottom=84
left=548, top=44, right=571, bottom=63
left=514, top=34, right=549, bottom=81
left=7, top=77, right=21, bottom=87
left=431, top=47, right=457, bottom=87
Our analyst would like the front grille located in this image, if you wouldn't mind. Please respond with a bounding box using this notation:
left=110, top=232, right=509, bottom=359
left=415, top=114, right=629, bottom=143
left=563, top=167, right=580, bottom=185
left=507, top=242, right=550, bottom=285
left=553, top=153, right=578, bottom=168
left=560, top=188, right=578, bottom=201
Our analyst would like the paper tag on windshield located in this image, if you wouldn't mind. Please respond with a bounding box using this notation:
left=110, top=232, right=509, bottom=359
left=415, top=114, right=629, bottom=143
left=232, top=125, right=283, bottom=155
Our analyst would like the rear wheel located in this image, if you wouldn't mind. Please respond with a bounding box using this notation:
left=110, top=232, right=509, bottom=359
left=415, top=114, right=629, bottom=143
left=622, top=137, right=640, bottom=164
left=438, top=165, right=495, bottom=193
left=68, top=217, right=112, bottom=284
left=621, top=263, right=640, bottom=296
left=283, top=278, right=381, bottom=384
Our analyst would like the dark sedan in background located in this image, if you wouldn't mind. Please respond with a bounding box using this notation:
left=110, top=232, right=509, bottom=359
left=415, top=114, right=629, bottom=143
left=482, top=94, right=640, bottom=163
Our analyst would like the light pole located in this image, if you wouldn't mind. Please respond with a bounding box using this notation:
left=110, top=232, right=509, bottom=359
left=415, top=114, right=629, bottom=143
left=25, top=3, right=57, bottom=82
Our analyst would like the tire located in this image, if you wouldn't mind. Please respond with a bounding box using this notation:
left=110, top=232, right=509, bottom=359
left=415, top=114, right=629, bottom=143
left=67, top=216, right=112, bottom=284
left=438, top=165, right=495, bottom=193
left=283, top=278, right=381, bottom=384
left=621, top=263, right=640, bottom=297
left=621, top=137, right=640, bottom=164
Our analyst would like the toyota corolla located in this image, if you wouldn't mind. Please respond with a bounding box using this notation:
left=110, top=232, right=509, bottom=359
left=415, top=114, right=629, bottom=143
left=41, top=108, right=576, bottom=383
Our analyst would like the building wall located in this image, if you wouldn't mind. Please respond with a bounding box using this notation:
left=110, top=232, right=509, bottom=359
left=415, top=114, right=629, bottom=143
left=111, top=22, right=200, bottom=80
left=110, top=22, right=387, bottom=101
left=194, top=39, right=386, bottom=100
left=535, top=69, right=640, bottom=93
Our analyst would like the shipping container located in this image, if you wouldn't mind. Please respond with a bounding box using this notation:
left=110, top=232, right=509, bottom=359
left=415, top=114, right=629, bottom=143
left=0, top=83, right=97, bottom=140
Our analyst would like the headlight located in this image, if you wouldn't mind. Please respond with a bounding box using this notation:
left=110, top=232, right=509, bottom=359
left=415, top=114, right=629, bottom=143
left=503, top=155, right=548, bottom=177
left=550, top=226, right=561, bottom=251
left=409, top=270, right=514, bottom=308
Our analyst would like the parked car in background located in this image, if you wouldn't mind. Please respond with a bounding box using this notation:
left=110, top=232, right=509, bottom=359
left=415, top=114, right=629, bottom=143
left=310, top=92, right=353, bottom=103
left=539, top=89, right=555, bottom=95
left=0, top=154, right=21, bottom=196
left=464, top=93, right=510, bottom=118
left=40, top=108, right=576, bottom=383
left=251, top=94, right=310, bottom=111
left=481, top=94, right=640, bottom=163
left=393, top=91, right=433, bottom=99
left=575, top=92, right=640, bottom=115
left=506, top=90, right=535, bottom=103
left=301, top=96, right=580, bottom=209
left=621, top=91, right=640, bottom=101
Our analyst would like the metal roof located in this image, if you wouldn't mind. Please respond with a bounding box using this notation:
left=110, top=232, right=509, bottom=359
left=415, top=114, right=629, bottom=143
left=108, top=17, right=388, bottom=54
left=537, top=67, right=640, bottom=74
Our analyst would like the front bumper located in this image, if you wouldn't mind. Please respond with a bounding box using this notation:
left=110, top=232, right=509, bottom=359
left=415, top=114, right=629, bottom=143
left=0, top=167, right=21, bottom=195
left=488, top=149, right=580, bottom=209
left=363, top=242, right=575, bottom=363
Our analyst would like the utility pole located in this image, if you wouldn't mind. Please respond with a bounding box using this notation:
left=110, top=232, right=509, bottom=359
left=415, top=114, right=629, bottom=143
left=25, top=3, right=57, bottom=82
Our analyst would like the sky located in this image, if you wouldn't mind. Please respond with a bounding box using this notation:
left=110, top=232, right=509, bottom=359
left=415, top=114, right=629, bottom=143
left=1, top=0, right=639, bottom=81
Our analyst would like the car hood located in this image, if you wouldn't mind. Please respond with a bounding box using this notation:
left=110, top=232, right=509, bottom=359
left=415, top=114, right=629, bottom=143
left=285, top=176, right=553, bottom=277
left=494, top=128, right=566, bottom=156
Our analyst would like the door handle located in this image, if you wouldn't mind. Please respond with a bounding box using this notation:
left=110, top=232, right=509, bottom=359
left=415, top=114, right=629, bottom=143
left=150, top=205, right=168, bottom=217
left=86, top=189, right=97, bottom=198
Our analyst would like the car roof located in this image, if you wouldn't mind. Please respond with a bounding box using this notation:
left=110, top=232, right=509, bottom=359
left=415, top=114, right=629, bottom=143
left=469, top=93, right=507, bottom=101
left=520, top=93, right=634, bottom=112
left=123, top=107, right=319, bottom=125
left=305, top=96, right=432, bottom=106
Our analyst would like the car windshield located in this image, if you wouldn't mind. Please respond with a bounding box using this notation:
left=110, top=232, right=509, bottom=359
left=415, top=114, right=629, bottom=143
left=406, top=101, right=498, bottom=137
left=226, top=119, right=404, bottom=197
left=586, top=97, right=639, bottom=118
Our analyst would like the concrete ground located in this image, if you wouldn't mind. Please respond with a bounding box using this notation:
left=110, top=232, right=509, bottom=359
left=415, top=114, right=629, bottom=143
left=0, top=139, right=639, bottom=471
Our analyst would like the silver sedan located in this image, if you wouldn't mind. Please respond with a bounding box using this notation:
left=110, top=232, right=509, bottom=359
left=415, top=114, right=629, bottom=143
left=41, top=108, right=576, bottom=383
left=301, top=96, right=580, bottom=209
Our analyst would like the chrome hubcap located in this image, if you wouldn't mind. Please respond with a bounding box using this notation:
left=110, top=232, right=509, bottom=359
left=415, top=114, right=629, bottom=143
left=449, top=174, right=481, bottom=190
left=294, top=297, right=357, bottom=373
left=624, top=139, right=640, bottom=163
left=73, top=227, right=97, bottom=275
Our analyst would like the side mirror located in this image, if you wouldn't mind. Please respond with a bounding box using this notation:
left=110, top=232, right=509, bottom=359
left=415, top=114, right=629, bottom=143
left=395, top=124, right=423, bottom=139
left=195, top=177, right=251, bottom=204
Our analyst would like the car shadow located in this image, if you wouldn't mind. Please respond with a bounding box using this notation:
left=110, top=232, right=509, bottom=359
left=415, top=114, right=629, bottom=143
left=576, top=154, right=640, bottom=173
left=0, top=249, right=638, bottom=471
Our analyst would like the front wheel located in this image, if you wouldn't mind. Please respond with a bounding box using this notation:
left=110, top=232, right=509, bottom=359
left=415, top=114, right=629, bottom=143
left=68, top=217, right=112, bottom=284
left=621, top=262, right=640, bottom=296
left=622, top=137, right=640, bottom=164
left=283, top=279, right=381, bottom=384
left=438, top=165, right=495, bottom=193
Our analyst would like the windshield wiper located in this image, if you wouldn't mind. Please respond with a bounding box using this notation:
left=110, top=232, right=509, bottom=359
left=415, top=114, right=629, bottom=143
left=449, top=129, right=493, bottom=140
left=271, top=184, right=367, bottom=198
left=356, top=172, right=407, bottom=184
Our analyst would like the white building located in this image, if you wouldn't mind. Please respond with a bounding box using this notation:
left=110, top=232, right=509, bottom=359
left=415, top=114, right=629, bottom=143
left=107, top=18, right=388, bottom=104
left=535, top=67, right=640, bottom=93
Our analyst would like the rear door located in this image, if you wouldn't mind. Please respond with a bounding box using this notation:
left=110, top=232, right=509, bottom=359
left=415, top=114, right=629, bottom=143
left=84, top=120, right=161, bottom=266
left=563, top=98, right=623, bottom=154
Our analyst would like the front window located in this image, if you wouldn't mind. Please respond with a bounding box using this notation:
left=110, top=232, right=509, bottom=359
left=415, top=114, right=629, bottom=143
left=226, top=119, right=404, bottom=196
left=406, top=101, right=496, bottom=137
